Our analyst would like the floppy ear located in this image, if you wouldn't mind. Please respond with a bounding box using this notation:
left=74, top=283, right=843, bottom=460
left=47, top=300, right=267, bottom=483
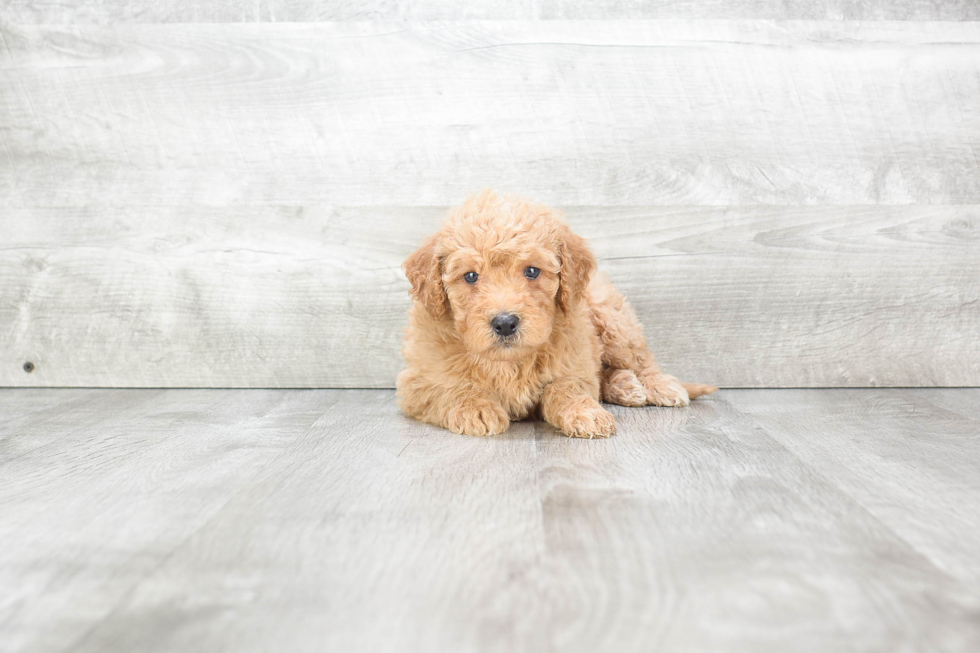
left=556, top=226, right=597, bottom=313
left=403, top=234, right=449, bottom=319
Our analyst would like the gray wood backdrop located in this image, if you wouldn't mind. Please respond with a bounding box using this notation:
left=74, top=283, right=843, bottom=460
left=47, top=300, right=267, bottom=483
left=2, top=3, right=979, bottom=388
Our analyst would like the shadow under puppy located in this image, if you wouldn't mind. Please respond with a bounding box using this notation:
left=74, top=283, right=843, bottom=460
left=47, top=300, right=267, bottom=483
left=397, top=190, right=716, bottom=438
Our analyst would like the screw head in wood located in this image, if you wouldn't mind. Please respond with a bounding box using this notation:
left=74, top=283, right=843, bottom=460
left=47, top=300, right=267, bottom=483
left=23, top=361, right=34, bottom=373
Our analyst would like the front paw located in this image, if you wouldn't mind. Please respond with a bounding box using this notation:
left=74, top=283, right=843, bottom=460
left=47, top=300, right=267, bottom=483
left=643, top=373, right=690, bottom=407
left=445, top=400, right=510, bottom=436
left=556, top=404, right=617, bottom=439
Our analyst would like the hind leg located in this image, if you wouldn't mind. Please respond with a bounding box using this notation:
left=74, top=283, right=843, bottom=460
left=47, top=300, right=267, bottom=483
left=588, top=274, right=715, bottom=407
left=637, top=370, right=690, bottom=407
left=601, top=368, right=648, bottom=407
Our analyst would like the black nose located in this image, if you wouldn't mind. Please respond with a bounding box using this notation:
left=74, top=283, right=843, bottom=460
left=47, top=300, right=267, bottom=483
left=491, top=313, right=520, bottom=338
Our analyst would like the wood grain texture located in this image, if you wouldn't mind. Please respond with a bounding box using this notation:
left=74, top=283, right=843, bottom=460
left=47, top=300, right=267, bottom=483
left=3, top=21, right=980, bottom=207
left=1, top=388, right=979, bottom=652
left=734, top=389, right=980, bottom=587
left=3, top=20, right=979, bottom=388
left=2, top=205, right=977, bottom=388
left=3, top=0, right=979, bottom=23
left=0, top=388, right=331, bottom=653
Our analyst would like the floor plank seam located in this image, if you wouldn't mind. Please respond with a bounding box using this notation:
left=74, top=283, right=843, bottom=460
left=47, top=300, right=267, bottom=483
left=60, top=392, right=343, bottom=651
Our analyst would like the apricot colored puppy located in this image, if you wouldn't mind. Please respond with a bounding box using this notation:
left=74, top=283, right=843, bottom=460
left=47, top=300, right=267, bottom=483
left=397, top=190, right=716, bottom=438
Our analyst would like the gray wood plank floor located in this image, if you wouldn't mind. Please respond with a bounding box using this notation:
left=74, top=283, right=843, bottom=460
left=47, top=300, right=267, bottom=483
left=1, top=388, right=979, bottom=652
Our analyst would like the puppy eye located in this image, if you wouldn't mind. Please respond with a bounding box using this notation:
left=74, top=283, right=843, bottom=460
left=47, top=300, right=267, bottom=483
left=463, top=271, right=479, bottom=284
left=524, top=266, right=540, bottom=280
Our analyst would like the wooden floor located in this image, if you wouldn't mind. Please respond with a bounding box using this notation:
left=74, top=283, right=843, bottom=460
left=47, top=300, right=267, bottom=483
left=1, top=389, right=979, bottom=652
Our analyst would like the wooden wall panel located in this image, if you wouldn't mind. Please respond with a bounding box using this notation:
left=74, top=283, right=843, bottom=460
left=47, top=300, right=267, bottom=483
left=2, top=205, right=977, bottom=388
left=3, top=1, right=979, bottom=23
left=3, top=22, right=980, bottom=207
left=2, top=20, right=978, bottom=387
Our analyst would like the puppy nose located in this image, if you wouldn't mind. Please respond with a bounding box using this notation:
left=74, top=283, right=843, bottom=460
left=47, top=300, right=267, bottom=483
left=491, top=313, right=520, bottom=338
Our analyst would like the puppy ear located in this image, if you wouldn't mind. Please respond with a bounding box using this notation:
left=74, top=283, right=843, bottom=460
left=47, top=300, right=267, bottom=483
left=403, top=234, right=449, bottom=319
left=557, top=226, right=597, bottom=313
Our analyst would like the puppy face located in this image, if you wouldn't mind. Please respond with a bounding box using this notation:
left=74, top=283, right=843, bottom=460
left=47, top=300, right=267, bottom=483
left=441, top=238, right=561, bottom=359
left=404, top=190, right=597, bottom=361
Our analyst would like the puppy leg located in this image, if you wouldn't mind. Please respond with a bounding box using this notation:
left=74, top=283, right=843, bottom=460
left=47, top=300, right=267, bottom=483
left=397, top=369, right=509, bottom=436
left=588, top=274, right=717, bottom=406
left=601, top=368, right=647, bottom=407
left=541, top=378, right=617, bottom=439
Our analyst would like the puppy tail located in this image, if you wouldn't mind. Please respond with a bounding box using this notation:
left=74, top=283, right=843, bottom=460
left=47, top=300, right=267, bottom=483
left=682, top=382, right=719, bottom=400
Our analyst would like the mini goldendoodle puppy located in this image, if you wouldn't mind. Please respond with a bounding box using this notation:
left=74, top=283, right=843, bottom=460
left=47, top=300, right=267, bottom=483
left=397, top=190, right=717, bottom=438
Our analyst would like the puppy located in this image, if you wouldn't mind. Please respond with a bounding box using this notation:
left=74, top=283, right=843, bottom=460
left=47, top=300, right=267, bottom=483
left=397, top=190, right=717, bottom=438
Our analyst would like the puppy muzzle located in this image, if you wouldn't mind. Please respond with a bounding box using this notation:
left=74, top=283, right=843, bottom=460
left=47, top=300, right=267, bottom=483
left=490, top=313, right=520, bottom=341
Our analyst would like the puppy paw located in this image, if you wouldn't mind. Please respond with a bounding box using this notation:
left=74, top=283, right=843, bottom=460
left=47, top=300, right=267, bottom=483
left=445, top=400, right=510, bottom=436
left=556, top=404, right=617, bottom=439
left=643, top=373, right=690, bottom=407
left=601, top=369, right=648, bottom=407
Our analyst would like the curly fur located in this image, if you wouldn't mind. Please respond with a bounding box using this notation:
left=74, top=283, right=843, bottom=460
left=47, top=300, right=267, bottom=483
left=397, top=190, right=717, bottom=438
